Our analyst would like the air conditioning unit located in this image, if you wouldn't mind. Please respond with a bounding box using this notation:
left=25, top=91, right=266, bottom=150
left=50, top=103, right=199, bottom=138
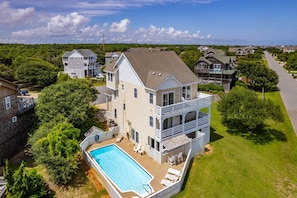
left=12, top=116, right=17, bottom=123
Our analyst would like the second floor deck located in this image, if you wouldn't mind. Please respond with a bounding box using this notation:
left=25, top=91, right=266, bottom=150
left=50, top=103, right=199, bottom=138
left=155, top=92, right=212, bottom=119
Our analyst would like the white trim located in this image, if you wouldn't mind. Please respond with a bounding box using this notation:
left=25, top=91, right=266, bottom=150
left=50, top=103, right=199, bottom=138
left=5, top=96, right=11, bottom=110
left=12, top=116, right=17, bottom=123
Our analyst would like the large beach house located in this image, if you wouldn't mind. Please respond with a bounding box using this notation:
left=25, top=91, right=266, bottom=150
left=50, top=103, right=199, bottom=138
left=104, top=51, right=212, bottom=164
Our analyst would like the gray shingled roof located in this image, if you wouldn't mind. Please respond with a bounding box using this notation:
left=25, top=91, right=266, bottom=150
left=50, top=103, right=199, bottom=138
left=62, top=49, right=96, bottom=57
left=106, top=51, right=198, bottom=90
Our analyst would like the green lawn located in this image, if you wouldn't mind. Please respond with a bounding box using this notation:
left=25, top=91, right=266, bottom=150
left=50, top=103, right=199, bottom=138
left=174, top=91, right=297, bottom=198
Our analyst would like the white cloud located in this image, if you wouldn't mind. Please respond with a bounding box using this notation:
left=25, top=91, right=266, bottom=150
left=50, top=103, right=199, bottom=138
left=47, top=12, right=89, bottom=36
left=0, top=1, right=35, bottom=27
left=110, top=19, right=130, bottom=33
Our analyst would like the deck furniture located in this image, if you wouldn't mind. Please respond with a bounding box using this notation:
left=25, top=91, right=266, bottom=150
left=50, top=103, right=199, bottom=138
left=167, top=168, right=181, bottom=176
left=165, top=173, right=179, bottom=182
left=168, top=155, right=176, bottom=166
left=177, top=152, right=183, bottom=163
left=133, top=144, right=141, bottom=153
left=161, top=179, right=173, bottom=187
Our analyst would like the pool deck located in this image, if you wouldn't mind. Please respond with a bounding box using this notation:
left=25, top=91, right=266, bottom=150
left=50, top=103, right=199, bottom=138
left=87, top=137, right=185, bottom=198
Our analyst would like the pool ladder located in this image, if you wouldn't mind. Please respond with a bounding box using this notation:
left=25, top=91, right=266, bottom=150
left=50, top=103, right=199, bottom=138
left=142, top=184, right=153, bottom=194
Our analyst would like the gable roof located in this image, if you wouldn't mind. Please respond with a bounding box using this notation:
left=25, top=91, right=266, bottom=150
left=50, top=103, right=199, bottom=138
left=0, top=77, right=18, bottom=91
left=122, top=51, right=199, bottom=90
left=62, top=49, right=96, bottom=58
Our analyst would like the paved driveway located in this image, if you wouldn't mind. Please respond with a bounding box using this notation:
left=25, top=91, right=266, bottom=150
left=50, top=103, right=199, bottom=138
left=264, top=51, right=297, bottom=135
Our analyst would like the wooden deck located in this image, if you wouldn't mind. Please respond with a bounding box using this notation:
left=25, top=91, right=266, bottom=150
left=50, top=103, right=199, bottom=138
left=87, top=137, right=185, bottom=198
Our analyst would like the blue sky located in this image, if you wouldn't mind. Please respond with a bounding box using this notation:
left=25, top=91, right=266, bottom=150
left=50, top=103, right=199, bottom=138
left=0, top=0, right=296, bottom=45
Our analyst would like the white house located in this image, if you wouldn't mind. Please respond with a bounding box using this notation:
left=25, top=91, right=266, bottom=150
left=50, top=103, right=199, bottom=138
left=62, top=49, right=99, bottom=78
left=104, top=51, right=212, bottom=163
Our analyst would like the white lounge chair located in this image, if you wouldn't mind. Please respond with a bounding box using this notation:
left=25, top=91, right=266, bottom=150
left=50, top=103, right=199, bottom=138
left=134, top=144, right=141, bottom=152
left=165, top=173, right=179, bottom=182
left=161, top=179, right=173, bottom=187
left=168, top=168, right=181, bottom=177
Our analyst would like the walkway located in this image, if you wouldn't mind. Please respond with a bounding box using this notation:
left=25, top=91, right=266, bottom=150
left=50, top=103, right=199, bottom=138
left=264, top=51, right=297, bottom=135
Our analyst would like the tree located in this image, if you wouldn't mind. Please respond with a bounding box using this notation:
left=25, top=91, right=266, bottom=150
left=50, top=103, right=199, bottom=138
left=4, top=161, right=48, bottom=198
left=237, top=59, right=279, bottom=99
left=35, top=79, right=97, bottom=127
left=30, top=122, right=81, bottom=185
left=217, top=87, right=283, bottom=131
left=15, top=59, right=58, bottom=87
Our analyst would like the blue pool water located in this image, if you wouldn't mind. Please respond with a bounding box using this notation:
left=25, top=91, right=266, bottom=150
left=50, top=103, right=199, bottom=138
left=90, top=144, right=153, bottom=197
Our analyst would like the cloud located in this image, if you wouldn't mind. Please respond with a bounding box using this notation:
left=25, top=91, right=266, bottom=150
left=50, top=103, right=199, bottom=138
left=0, top=1, right=35, bottom=27
left=13, top=12, right=90, bottom=38
left=110, top=19, right=130, bottom=33
left=47, top=12, right=89, bottom=36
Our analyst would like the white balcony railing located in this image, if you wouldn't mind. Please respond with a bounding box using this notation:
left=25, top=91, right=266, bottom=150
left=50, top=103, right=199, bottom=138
left=155, top=93, right=212, bottom=118
left=155, top=116, right=209, bottom=140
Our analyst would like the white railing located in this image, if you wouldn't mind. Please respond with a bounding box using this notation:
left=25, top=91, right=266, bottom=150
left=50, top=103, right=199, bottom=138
left=198, top=116, right=209, bottom=126
left=155, top=116, right=209, bottom=140
left=155, top=95, right=211, bottom=118
left=148, top=149, right=193, bottom=198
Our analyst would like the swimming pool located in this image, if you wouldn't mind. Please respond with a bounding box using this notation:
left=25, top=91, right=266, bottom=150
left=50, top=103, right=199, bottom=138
left=90, top=144, right=153, bottom=197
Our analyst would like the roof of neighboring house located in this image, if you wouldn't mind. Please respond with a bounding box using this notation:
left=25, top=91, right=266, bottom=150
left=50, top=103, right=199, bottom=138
left=62, top=49, right=96, bottom=57
left=211, top=54, right=236, bottom=64
left=106, top=51, right=199, bottom=90
left=196, top=57, right=213, bottom=65
left=105, top=52, right=121, bottom=57
left=0, top=77, right=18, bottom=91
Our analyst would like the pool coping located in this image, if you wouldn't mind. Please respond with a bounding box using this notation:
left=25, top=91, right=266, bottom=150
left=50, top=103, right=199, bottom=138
left=89, top=143, right=155, bottom=197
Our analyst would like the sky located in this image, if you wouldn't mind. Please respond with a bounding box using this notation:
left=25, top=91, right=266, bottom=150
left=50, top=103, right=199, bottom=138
left=0, top=0, right=296, bottom=45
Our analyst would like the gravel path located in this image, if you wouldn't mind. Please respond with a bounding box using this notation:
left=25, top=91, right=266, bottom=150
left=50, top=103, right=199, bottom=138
left=264, top=51, right=297, bottom=135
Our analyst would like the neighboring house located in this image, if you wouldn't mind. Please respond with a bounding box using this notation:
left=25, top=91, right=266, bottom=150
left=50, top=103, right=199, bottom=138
left=104, top=51, right=212, bottom=163
left=194, top=49, right=237, bottom=92
left=228, top=47, right=255, bottom=56
left=62, top=49, right=99, bottom=78
left=0, top=78, right=35, bottom=164
left=280, top=45, right=297, bottom=53
left=104, top=52, right=121, bottom=66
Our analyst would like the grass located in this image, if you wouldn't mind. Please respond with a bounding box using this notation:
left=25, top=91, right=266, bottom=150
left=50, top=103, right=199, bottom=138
left=174, top=91, right=297, bottom=198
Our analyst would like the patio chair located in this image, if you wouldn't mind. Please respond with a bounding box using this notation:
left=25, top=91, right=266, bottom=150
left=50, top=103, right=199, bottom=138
left=168, top=155, right=176, bottom=166
left=177, top=152, right=183, bottom=164
left=167, top=168, right=181, bottom=177
left=115, top=133, right=123, bottom=142
left=134, top=144, right=141, bottom=153
left=161, top=179, right=173, bottom=187
left=138, top=145, right=145, bottom=155
left=165, top=173, right=179, bottom=182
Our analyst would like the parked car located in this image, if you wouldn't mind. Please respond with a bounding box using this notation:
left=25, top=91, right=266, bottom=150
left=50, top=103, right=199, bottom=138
left=95, top=73, right=105, bottom=79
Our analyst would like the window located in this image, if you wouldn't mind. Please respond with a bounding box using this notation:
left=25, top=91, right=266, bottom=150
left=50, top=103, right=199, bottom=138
left=108, top=73, right=113, bottom=81
left=12, top=116, right=17, bottom=123
left=182, top=85, right=191, bottom=100
left=156, top=141, right=160, bottom=151
left=149, top=116, right=153, bottom=127
left=123, top=103, right=126, bottom=110
left=122, top=84, right=124, bottom=90
left=149, top=93, right=153, bottom=104
left=114, top=108, right=117, bottom=118
left=162, top=92, right=174, bottom=106
left=151, top=138, right=155, bottom=149
left=134, top=88, right=137, bottom=98
left=132, top=129, right=139, bottom=143
left=5, top=96, right=11, bottom=110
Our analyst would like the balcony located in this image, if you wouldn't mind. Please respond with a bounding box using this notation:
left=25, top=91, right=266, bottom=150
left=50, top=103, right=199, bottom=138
left=155, top=115, right=210, bottom=140
left=155, top=92, right=212, bottom=119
